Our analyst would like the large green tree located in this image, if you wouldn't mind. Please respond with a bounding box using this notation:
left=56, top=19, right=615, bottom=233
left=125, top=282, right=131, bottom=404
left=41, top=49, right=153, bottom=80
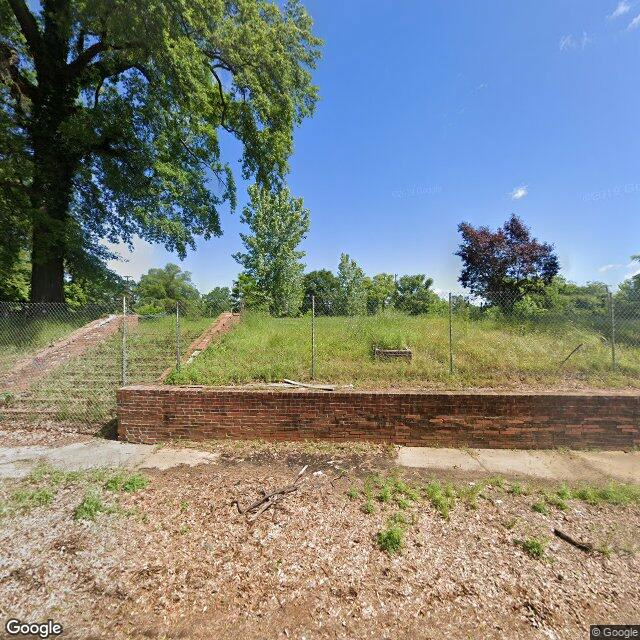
left=301, top=269, right=340, bottom=315
left=202, top=286, right=232, bottom=317
left=135, top=263, right=201, bottom=314
left=233, top=184, right=310, bottom=316
left=0, top=0, right=321, bottom=301
left=336, top=253, right=367, bottom=316
left=393, top=274, right=443, bottom=315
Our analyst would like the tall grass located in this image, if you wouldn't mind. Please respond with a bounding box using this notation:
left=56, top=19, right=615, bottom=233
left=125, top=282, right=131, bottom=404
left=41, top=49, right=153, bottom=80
left=168, top=311, right=640, bottom=389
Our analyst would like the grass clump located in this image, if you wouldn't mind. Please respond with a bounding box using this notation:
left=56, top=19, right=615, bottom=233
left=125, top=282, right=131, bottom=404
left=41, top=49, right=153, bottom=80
left=361, top=500, right=375, bottom=515
left=11, top=488, right=53, bottom=511
left=509, top=482, right=527, bottom=496
left=104, top=472, right=149, bottom=493
left=571, top=482, right=640, bottom=506
left=346, top=487, right=359, bottom=501
left=532, top=501, right=549, bottom=515
left=516, top=537, right=546, bottom=559
left=424, top=481, right=456, bottom=520
left=377, top=525, right=405, bottom=555
left=545, top=493, right=569, bottom=511
left=74, top=493, right=107, bottom=521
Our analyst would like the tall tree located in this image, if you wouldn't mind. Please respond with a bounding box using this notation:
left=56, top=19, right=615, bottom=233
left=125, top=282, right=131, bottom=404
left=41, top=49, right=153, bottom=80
left=365, top=273, right=395, bottom=314
left=336, top=253, right=367, bottom=316
left=233, top=184, right=310, bottom=316
left=135, top=263, right=201, bottom=314
left=0, top=0, right=321, bottom=301
left=456, top=214, right=559, bottom=310
left=393, top=274, right=442, bottom=314
left=301, top=269, right=340, bottom=315
left=202, top=286, right=232, bottom=317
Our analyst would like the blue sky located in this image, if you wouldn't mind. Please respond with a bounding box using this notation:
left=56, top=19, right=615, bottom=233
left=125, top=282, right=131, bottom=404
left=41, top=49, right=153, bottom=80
left=109, top=0, right=640, bottom=294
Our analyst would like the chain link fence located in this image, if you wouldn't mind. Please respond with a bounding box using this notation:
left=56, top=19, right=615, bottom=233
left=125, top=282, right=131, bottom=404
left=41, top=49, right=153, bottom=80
left=0, top=300, right=214, bottom=433
left=298, top=291, right=640, bottom=388
left=172, top=290, right=639, bottom=389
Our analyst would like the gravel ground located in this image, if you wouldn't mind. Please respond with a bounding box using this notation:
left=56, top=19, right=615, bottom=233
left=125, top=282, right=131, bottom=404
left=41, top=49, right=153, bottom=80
left=0, top=446, right=638, bottom=640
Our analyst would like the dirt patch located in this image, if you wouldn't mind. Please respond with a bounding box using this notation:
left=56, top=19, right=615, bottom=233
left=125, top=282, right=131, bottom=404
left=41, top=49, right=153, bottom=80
left=0, top=452, right=638, bottom=640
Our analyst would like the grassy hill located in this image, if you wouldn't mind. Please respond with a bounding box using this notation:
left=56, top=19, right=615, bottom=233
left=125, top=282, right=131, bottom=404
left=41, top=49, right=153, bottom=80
left=167, top=311, right=640, bottom=390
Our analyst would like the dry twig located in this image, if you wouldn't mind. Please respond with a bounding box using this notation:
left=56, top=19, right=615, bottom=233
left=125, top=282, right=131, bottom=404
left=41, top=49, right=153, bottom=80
left=233, top=465, right=308, bottom=521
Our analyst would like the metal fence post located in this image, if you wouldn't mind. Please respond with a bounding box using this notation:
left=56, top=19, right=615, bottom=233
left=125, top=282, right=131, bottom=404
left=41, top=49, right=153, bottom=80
left=311, top=295, right=316, bottom=380
left=609, top=292, right=616, bottom=370
left=448, top=292, right=454, bottom=375
left=121, top=295, right=127, bottom=386
left=175, top=302, right=181, bottom=371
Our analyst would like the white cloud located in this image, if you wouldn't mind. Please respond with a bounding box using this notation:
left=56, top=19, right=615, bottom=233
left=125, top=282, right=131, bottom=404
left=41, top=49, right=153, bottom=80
left=559, top=31, right=591, bottom=51
left=510, top=185, right=528, bottom=200
left=628, top=13, right=640, bottom=29
left=105, top=237, right=163, bottom=280
left=559, top=35, right=576, bottom=51
left=598, top=263, right=624, bottom=273
left=609, top=1, right=631, bottom=19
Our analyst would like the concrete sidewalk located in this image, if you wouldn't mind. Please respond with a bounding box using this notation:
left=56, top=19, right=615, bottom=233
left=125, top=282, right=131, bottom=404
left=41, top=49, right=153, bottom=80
left=0, top=439, right=219, bottom=479
left=397, top=446, right=640, bottom=483
left=0, top=438, right=637, bottom=483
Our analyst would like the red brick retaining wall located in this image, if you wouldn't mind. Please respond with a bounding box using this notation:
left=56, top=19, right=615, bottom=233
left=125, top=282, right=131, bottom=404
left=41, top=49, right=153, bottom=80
left=117, top=386, right=640, bottom=450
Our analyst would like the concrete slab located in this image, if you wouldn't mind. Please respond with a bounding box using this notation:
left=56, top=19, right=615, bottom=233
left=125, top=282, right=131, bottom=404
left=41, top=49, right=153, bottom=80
left=396, top=447, right=633, bottom=482
left=42, top=440, right=150, bottom=471
left=0, top=439, right=220, bottom=479
left=397, top=447, right=483, bottom=471
left=573, top=451, right=640, bottom=483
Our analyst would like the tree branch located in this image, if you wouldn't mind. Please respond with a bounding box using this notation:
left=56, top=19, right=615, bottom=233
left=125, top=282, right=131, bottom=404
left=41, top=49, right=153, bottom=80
left=0, top=42, right=38, bottom=105
left=6, top=0, right=44, bottom=60
left=67, top=39, right=109, bottom=77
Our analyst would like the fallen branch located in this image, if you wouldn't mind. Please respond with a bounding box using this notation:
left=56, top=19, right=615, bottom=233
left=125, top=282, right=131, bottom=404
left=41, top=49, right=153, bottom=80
left=553, top=528, right=593, bottom=553
left=233, top=465, right=308, bottom=521
left=282, top=379, right=335, bottom=391
left=559, top=343, right=583, bottom=366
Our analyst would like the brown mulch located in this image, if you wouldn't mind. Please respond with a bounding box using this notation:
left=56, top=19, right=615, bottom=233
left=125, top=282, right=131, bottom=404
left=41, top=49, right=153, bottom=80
left=0, top=456, right=638, bottom=640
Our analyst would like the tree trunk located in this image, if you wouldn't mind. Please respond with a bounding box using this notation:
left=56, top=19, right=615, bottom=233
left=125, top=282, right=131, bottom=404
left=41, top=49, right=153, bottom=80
left=30, top=221, right=66, bottom=302
left=28, top=84, right=77, bottom=303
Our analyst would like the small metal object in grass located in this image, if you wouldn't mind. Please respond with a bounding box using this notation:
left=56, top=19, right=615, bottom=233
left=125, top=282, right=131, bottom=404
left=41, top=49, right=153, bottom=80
left=373, top=347, right=412, bottom=361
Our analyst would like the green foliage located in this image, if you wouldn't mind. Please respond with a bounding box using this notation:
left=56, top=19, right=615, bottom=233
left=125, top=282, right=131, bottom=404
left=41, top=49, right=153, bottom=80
left=424, top=480, right=457, bottom=520
left=74, top=493, right=106, bottom=521
left=570, top=482, right=640, bottom=506
left=532, top=501, right=549, bottom=515
left=393, top=275, right=445, bottom=315
left=516, top=537, right=546, bottom=559
left=365, top=273, right=396, bottom=314
left=509, top=482, right=526, bottom=496
left=361, top=499, right=375, bottom=515
left=0, top=250, right=30, bottom=301
left=301, top=270, right=341, bottom=315
left=346, top=487, right=359, bottom=501
left=233, top=185, right=310, bottom=316
left=544, top=493, right=569, bottom=511
left=377, top=525, right=405, bottom=555
left=10, top=488, right=54, bottom=511
left=336, top=254, right=367, bottom=316
left=104, top=472, right=149, bottom=493
left=170, top=311, right=640, bottom=388
left=135, top=264, right=201, bottom=315
left=202, top=287, right=232, bottom=317
left=2, top=0, right=321, bottom=300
